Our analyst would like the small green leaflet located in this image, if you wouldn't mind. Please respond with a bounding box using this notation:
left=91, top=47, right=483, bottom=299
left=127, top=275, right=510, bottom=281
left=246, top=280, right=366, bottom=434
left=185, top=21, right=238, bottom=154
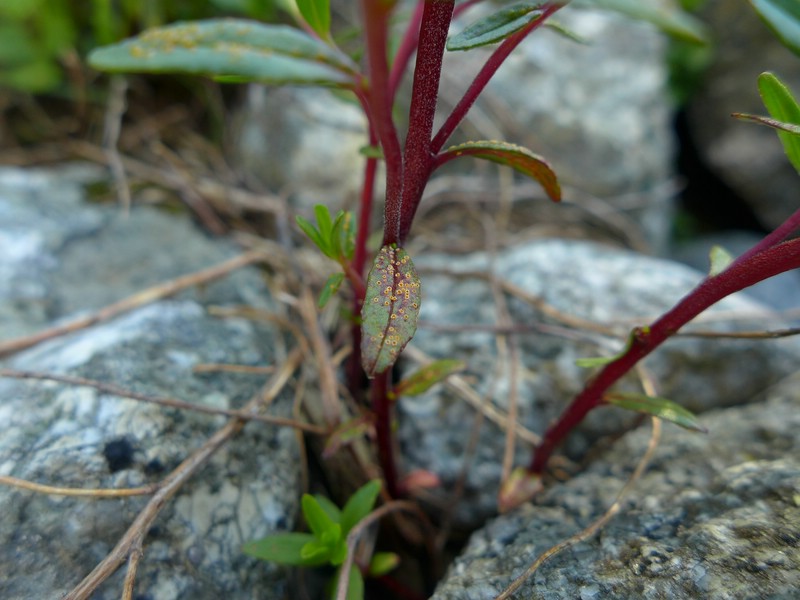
left=296, top=204, right=355, bottom=262
left=604, top=392, right=707, bottom=432
left=360, top=245, right=421, bottom=377
left=756, top=72, right=800, bottom=174
left=708, top=245, right=734, bottom=277
left=340, top=479, right=381, bottom=536
left=439, top=140, right=561, bottom=202
left=319, top=272, right=345, bottom=308
left=447, top=2, right=547, bottom=51
left=296, top=0, right=331, bottom=39
left=242, top=532, right=323, bottom=566
left=88, top=19, right=357, bottom=87
left=368, top=552, right=400, bottom=577
left=390, top=359, right=465, bottom=398
left=750, top=0, right=800, bottom=56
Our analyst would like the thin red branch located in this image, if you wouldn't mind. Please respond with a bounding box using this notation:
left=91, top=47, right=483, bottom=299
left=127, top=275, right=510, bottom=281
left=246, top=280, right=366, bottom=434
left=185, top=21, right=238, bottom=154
left=529, top=236, right=800, bottom=473
left=431, top=3, right=561, bottom=154
left=360, top=0, right=404, bottom=244
left=397, top=0, right=456, bottom=244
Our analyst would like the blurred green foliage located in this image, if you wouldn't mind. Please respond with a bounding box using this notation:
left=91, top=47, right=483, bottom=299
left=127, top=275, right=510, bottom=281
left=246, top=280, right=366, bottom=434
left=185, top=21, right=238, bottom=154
left=0, top=0, right=284, bottom=94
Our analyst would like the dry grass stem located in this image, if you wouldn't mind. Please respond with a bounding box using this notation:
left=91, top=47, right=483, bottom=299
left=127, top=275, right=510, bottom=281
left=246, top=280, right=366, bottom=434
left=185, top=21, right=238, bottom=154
left=0, top=475, right=158, bottom=498
left=0, top=368, right=325, bottom=434
left=403, top=345, right=540, bottom=446
left=0, top=250, right=265, bottom=358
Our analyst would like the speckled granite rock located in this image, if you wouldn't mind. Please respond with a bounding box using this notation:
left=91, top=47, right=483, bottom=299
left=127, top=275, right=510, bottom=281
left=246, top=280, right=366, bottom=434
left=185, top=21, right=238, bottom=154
left=0, top=166, right=300, bottom=599
left=399, top=239, right=800, bottom=526
left=432, top=371, right=800, bottom=599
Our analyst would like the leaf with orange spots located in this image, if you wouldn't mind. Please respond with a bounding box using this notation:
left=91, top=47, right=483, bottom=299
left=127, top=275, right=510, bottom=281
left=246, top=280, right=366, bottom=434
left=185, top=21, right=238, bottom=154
left=438, top=140, right=561, bottom=202
left=360, top=245, right=421, bottom=378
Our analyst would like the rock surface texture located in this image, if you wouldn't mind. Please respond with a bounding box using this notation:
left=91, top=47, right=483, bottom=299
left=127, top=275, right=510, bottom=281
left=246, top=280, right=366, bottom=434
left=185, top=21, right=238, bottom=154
left=432, top=371, right=800, bottom=599
left=0, top=166, right=300, bottom=600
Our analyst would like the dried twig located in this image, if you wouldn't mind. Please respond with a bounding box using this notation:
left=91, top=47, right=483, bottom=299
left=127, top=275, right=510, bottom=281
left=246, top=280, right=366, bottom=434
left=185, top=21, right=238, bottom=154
left=403, top=345, right=540, bottom=446
left=0, top=368, right=325, bottom=434
left=62, top=348, right=302, bottom=600
left=0, top=475, right=158, bottom=498
left=0, top=250, right=265, bottom=358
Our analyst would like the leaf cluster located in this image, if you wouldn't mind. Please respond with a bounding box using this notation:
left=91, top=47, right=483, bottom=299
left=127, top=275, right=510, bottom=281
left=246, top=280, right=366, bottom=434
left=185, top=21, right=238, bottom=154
left=243, top=480, right=397, bottom=600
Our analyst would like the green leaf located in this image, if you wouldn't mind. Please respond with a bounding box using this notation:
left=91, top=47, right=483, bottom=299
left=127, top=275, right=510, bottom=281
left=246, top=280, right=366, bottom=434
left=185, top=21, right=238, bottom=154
left=314, top=494, right=343, bottom=524
left=330, top=210, right=355, bottom=261
left=757, top=72, right=800, bottom=174
left=297, top=214, right=330, bottom=256
left=88, top=19, right=357, bottom=87
left=750, top=0, right=800, bottom=56
left=575, top=327, right=643, bottom=368
left=358, top=144, right=384, bottom=159
left=360, top=246, right=421, bottom=377
left=367, top=552, right=400, bottom=577
left=438, top=141, right=561, bottom=202
left=242, top=532, right=321, bottom=565
left=391, top=359, right=465, bottom=398
left=604, top=392, right=707, bottom=432
left=340, top=479, right=382, bottom=536
left=447, top=1, right=547, bottom=51
left=300, top=538, right=333, bottom=563
left=319, top=272, right=346, bottom=308
left=302, top=493, right=339, bottom=539
left=573, top=0, right=708, bottom=44
left=314, top=204, right=334, bottom=239
left=708, top=245, right=734, bottom=277
left=296, top=0, right=331, bottom=38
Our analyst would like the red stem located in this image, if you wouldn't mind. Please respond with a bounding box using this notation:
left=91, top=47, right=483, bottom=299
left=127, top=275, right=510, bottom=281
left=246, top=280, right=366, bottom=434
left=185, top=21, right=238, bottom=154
left=388, top=0, right=426, bottom=101
left=395, top=0, right=455, bottom=244
left=431, top=3, right=561, bottom=154
left=372, top=370, right=399, bottom=498
left=529, top=235, right=800, bottom=474
left=360, top=0, right=404, bottom=244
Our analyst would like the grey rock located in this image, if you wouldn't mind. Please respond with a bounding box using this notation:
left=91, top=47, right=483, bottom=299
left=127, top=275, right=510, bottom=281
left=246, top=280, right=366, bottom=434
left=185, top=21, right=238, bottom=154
left=232, top=85, right=370, bottom=213
left=432, top=372, right=800, bottom=599
left=685, top=0, right=800, bottom=230
left=400, top=239, right=800, bottom=526
left=0, top=167, right=300, bottom=599
left=441, top=5, right=676, bottom=251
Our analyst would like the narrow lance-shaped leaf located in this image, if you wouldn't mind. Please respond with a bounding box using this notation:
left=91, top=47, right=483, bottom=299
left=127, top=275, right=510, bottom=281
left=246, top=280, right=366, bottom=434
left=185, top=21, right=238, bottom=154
left=391, top=359, right=465, bottom=398
left=340, top=479, right=382, bottom=535
left=88, top=19, right=357, bottom=87
left=242, top=532, right=321, bottom=566
left=757, top=72, right=800, bottom=174
left=296, top=0, right=331, bottom=39
left=360, top=245, right=421, bottom=377
left=318, top=272, right=345, bottom=309
left=438, top=141, right=561, bottom=202
left=604, top=392, right=707, bottom=433
left=750, top=0, right=800, bottom=56
left=447, top=1, right=547, bottom=51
